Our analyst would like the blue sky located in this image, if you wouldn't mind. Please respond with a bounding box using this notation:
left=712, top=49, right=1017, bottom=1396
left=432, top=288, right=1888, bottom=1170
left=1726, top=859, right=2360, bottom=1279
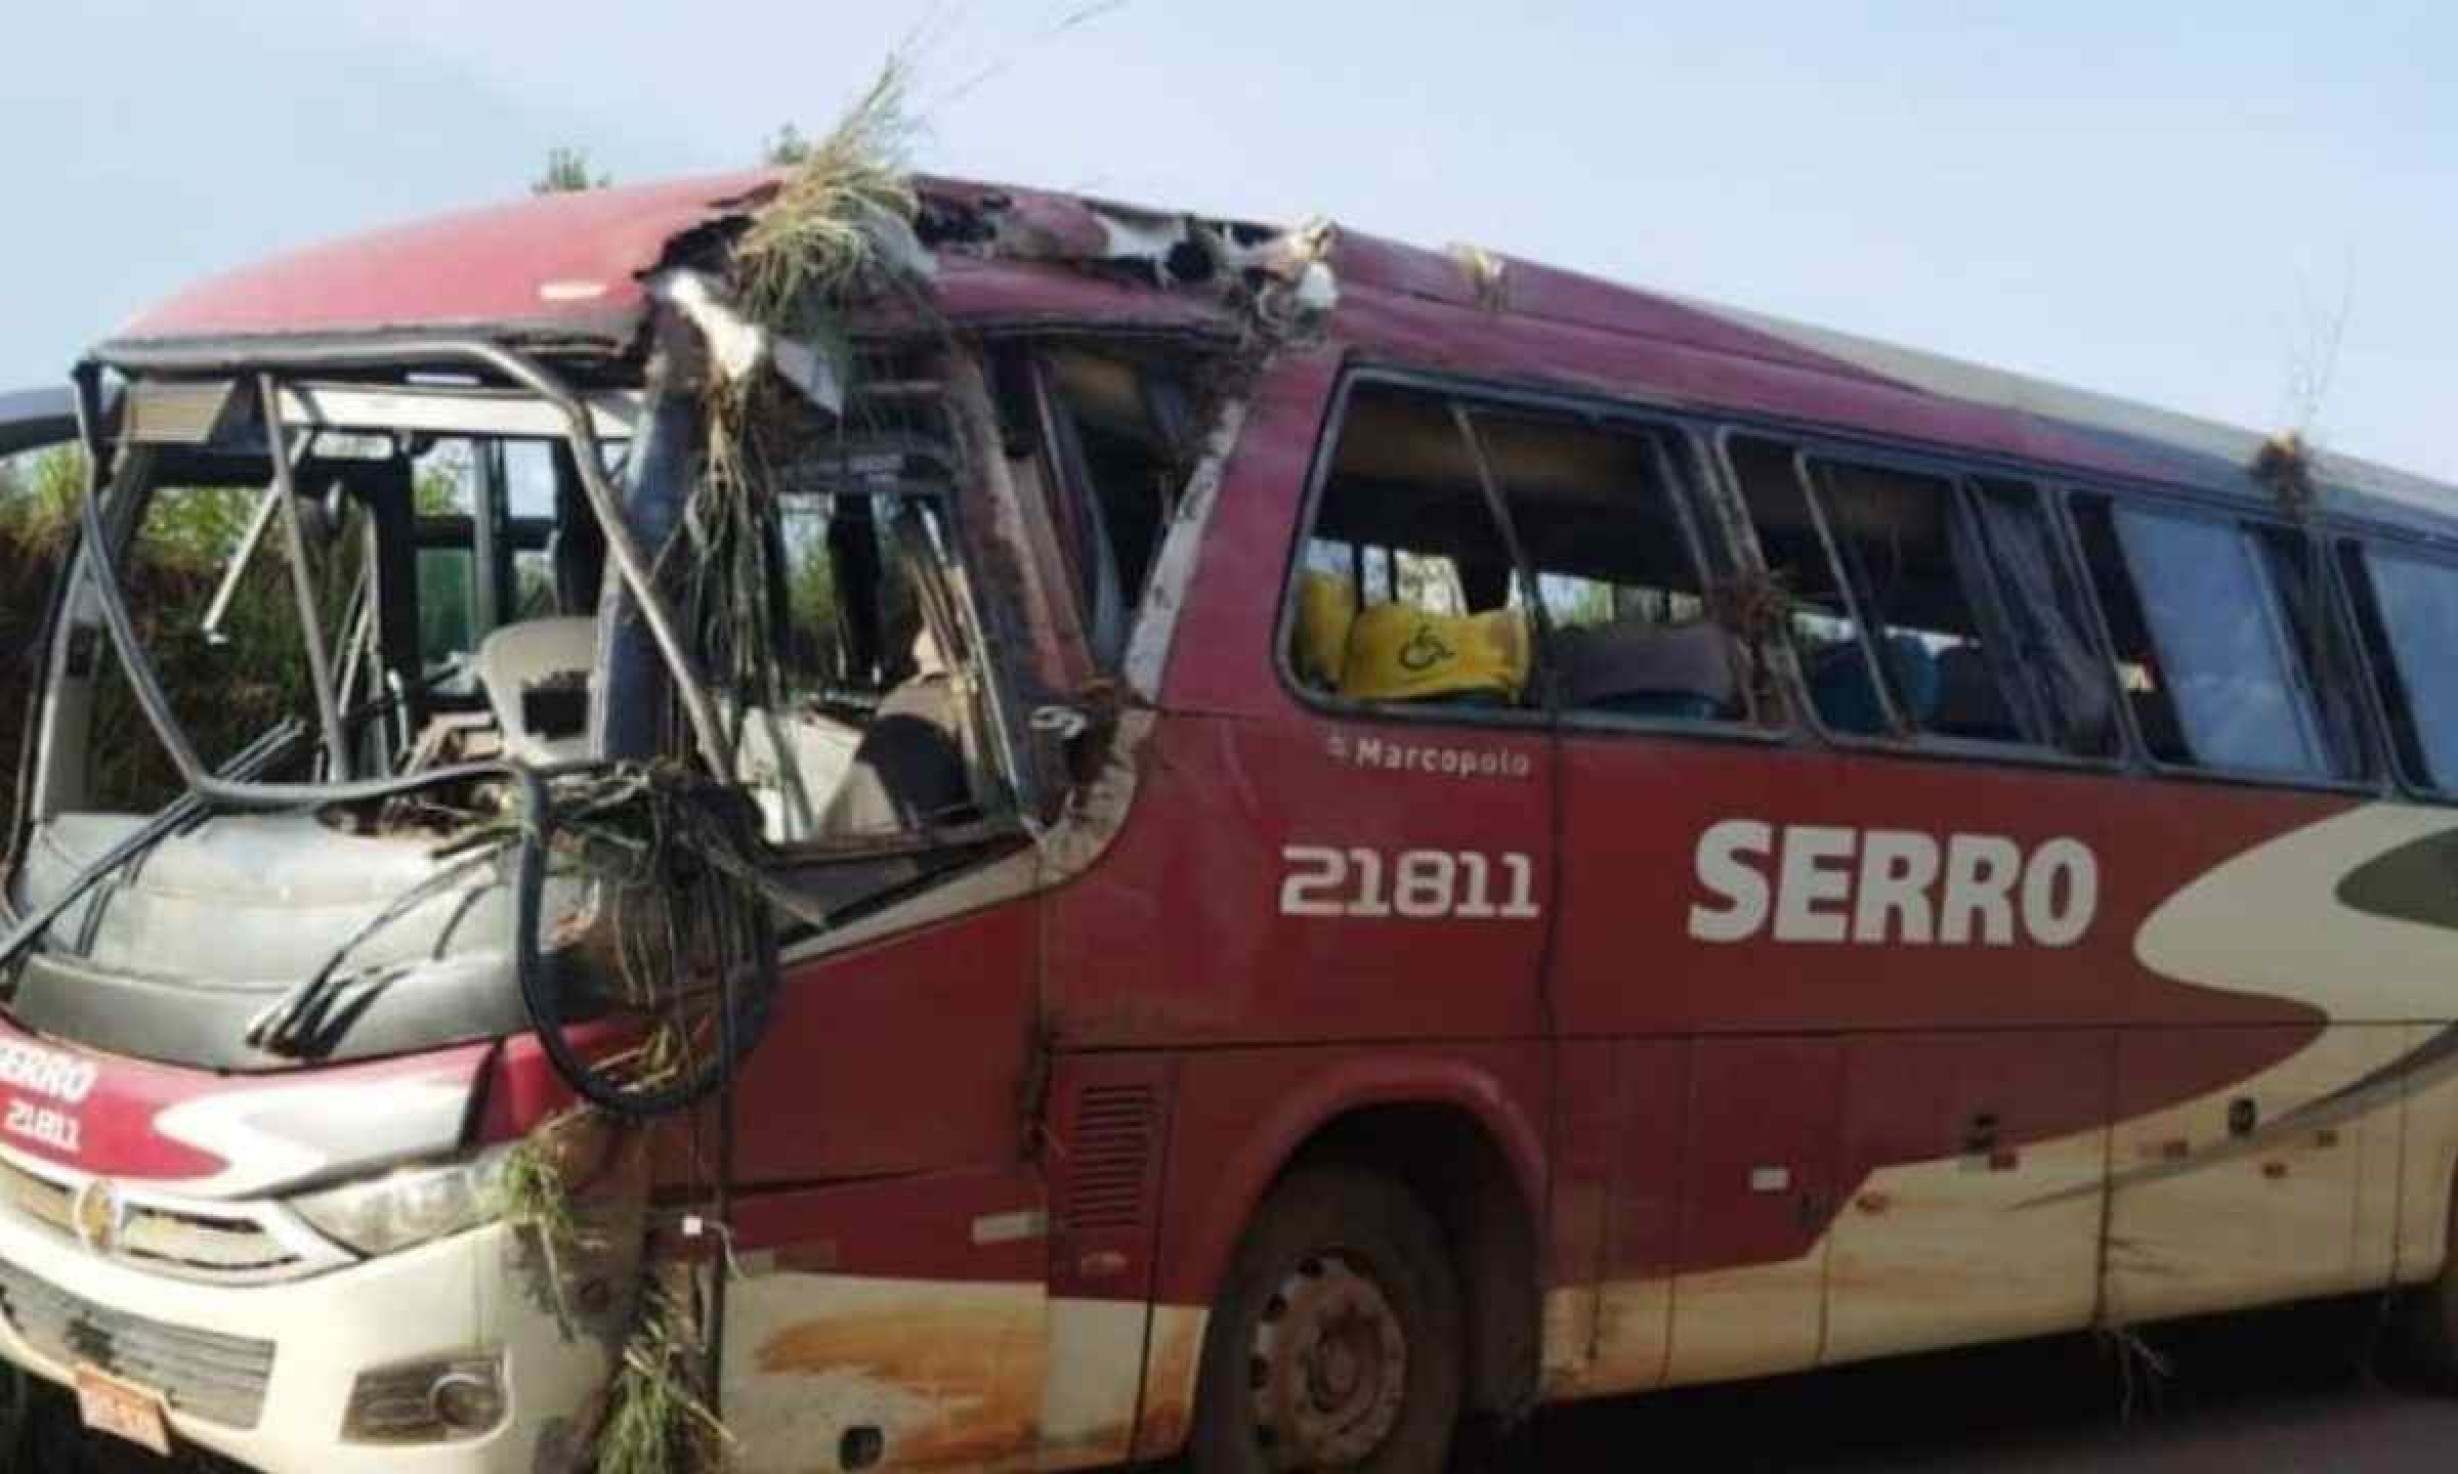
left=5, top=1, right=2452, bottom=479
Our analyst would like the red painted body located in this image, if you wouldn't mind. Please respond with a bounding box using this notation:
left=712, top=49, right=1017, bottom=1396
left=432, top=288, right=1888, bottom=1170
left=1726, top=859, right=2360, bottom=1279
left=21, top=171, right=2452, bottom=1471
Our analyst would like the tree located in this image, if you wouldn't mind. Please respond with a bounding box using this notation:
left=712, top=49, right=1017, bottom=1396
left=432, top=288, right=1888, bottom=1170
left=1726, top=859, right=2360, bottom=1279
left=532, top=147, right=610, bottom=195
left=0, top=446, right=89, bottom=558
left=762, top=124, right=812, bottom=167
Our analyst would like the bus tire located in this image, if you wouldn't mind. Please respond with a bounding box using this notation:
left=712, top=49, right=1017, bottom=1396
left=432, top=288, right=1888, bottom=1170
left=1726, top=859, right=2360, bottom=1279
left=1190, top=1164, right=1463, bottom=1474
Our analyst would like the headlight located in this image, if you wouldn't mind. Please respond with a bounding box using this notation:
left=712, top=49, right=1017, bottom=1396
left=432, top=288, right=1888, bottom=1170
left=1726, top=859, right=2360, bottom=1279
left=289, top=1150, right=508, bottom=1257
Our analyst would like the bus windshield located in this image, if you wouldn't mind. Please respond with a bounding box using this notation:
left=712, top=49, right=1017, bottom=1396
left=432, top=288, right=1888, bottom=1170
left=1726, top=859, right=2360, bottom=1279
left=1, top=361, right=1024, bottom=1075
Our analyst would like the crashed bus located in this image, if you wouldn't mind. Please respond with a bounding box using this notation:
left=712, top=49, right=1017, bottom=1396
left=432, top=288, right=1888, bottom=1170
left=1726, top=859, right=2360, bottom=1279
left=6, top=160, right=2458, bottom=1474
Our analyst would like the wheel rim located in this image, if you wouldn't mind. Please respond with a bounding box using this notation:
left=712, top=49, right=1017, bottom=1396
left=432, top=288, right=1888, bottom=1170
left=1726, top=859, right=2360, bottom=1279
left=1250, top=1249, right=1408, bottom=1468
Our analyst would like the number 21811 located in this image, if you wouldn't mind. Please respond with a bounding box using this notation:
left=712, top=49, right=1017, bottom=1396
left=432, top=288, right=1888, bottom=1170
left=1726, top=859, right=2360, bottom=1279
left=1278, top=846, right=1542, bottom=920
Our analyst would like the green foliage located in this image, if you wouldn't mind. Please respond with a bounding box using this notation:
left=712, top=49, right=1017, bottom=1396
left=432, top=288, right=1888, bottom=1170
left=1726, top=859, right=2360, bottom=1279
left=0, top=446, right=88, bottom=561
left=533, top=147, right=611, bottom=196
left=0, top=452, right=369, bottom=822
left=784, top=527, right=843, bottom=686
left=732, top=58, right=921, bottom=327
left=0, top=448, right=89, bottom=828
left=597, top=1285, right=728, bottom=1474
left=81, top=490, right=365, bottom=810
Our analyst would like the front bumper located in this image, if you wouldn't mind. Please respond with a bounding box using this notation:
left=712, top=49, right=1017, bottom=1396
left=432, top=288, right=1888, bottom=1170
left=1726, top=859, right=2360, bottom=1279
left=0, top=1203, right=616, bottom=1473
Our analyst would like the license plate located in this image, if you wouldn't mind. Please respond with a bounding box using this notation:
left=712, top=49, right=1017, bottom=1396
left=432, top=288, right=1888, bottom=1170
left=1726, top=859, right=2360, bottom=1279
left=73, top=1364, right=171, bottom=1457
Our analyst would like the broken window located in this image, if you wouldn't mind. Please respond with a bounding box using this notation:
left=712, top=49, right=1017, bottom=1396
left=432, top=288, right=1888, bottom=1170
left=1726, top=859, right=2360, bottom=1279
left=1728, top=436, right=1877, bottom=725
left=1289, top=384, right=1535, bottom=710
left=2071, top=494, right=2358, bottom=781
left=1288, top=380, right=1741, bottom=722
left=1731, top=437, right=2109, bottom=753
left=705, top=378, right=1012, bottom=848
left=84, top=477, right=361, bottom=809
left=1456, top=406, right=1743, bottom=722
left=998, top=344, right=1208, bottom=670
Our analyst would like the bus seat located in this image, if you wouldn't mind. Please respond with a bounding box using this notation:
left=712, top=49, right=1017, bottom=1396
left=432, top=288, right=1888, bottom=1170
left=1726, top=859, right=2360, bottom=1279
left=814, top=676, right=973, bottom=836
left=1293, top=570, right=1357, bottom=690
left=1555, top=620, right=1738, bottom=719
left=473, top=616, right=595, bottom=765
left=1931, top=644, right=2019, bottom=740
left=1340, top=602, right=1531, bottom=704
left=1809, top=633, right=1940, bottom=734
left=818, top=631, right=973, bottom=838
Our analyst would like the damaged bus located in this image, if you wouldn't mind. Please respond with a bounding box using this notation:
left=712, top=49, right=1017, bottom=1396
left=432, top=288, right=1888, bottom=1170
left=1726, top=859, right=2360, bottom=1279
left=8, top=160, right=2458, bottom=1474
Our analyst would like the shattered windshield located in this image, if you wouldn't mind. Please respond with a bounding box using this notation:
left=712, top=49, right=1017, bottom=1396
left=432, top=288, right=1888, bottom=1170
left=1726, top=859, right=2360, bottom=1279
left=0, top=359, right=1025, bottom=1080
left=30, top=370, right=1011, bottom=845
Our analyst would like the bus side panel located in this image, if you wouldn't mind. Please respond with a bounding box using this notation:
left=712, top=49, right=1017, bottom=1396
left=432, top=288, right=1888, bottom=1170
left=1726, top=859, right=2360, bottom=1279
left=719, top=897, right=1039, bottom=1186
left=1821, top=1029, right=2114, bottom=1363
left=2398, top=1021, right=2458, bottom=1286
left=1572, top=1038, right=1686, bottom=1396
left=2103, top=1024, right=2405, bottom=1324
left=1046, top=711, right=1553, bottom=1050
left=1039, top=1052, right=1177, bottom=1470
left=1661, top=1036, right=1841, bottom=1386
left=1537, top=1040, right=1620, bottom=1395
left=718, top=1168, right=1049, bottom=1474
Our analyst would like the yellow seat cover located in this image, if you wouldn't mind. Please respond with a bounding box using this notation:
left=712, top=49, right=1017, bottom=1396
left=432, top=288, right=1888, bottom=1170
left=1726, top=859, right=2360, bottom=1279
left=1340, top=602, right=1531, bottom=703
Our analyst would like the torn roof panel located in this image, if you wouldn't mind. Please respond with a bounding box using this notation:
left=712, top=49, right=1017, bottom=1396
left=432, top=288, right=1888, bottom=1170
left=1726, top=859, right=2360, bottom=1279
left=105, top=170, right=1251, bottom=354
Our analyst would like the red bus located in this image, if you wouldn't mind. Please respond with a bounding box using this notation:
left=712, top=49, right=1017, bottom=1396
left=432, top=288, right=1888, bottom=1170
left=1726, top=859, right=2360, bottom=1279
left=4, top=168, right=2458, bottom=1474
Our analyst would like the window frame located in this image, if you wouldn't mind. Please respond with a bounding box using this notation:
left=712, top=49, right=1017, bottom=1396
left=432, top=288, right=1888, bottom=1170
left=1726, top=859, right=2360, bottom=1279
left=1712, top=425, right=2128, bottom=772
left=2051, top=483, right=2385, bottom=796
left=1272, top=362, right=2428, bottom=799
left=2331, top=530, right=2458, bottom=800
left=1271, top=366, right=1775, bottom=744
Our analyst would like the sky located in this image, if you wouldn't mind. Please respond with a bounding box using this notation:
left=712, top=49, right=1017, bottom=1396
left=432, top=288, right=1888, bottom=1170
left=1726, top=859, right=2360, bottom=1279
left=4, top=1, right=2452, bottom=479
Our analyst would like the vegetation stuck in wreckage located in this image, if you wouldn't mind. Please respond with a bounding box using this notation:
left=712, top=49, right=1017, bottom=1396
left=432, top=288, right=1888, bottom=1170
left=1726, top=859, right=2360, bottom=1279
left=591, top=57, right=932, bottom=1472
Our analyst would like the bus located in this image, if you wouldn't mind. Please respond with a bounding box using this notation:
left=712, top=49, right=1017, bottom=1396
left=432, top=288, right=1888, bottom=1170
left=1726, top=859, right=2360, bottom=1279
left=3, top=165, right=2458, bottom=1474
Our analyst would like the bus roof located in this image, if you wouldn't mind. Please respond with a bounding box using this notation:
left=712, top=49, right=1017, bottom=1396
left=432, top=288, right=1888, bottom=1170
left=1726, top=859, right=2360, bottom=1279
left=101, top=169, right=2458, bottom=543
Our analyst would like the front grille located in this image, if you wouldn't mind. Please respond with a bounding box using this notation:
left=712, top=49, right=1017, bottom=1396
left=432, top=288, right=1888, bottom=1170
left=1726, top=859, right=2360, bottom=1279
left=0, top=1259, right=276, bottom=1428
left=0, top=1154, right=306, bottom=1279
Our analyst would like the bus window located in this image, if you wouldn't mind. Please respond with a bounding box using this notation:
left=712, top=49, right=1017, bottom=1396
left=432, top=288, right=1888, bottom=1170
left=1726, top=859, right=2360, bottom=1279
left=2342, top=541, right=2458, bottom=791
left=1290, top=384, right=1534, bottom=709
left=2253, top=525, right=2370, bottom=779
left=1458, top=408, right=1744, bottom=723
left=1733, top=440, right=2087, bottom=751
left=2072, top=494, right=2350, bottom=781
left=1967, top=478, right=2119, bottom=756
left=1730, top=436, right=1881, bottom=727
left=1809, top=460, right=2015, bottom=742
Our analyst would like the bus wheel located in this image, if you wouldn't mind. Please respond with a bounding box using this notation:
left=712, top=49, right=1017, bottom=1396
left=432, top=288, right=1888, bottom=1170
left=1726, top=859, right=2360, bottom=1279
left=1191, top=1165, right=1462, bottom=1473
